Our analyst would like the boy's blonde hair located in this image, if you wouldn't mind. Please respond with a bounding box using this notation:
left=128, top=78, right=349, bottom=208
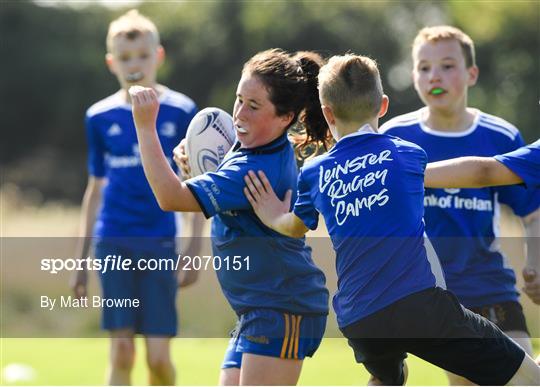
left=318, top=54, right=383, bottom=123
left=413, top=25, right=476, bottom=68
left=106, top=9, right=160, bottom=53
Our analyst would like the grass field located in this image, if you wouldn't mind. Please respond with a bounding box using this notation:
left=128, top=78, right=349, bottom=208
left=2, top=338, right=540, bottom=385
left=1, top=193, right=539, bottom=385
left=1, top=338, right=451, bottom=385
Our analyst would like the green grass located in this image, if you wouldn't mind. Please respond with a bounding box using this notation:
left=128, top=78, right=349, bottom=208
left=0, top=337, right=460, bottom=386
left=2, top=203, right=538, bottom=385
left=2, top=338, right=539, bottom=385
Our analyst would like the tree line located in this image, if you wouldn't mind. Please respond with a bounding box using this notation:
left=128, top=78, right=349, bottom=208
left=1, top=0, right=538, bottom=202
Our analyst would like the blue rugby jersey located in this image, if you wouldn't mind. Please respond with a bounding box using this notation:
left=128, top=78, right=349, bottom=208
left=185, top=132, right=329, bottom=316
left=495, top=140, right=540, bottom=188
left=86, top=88, right=197, bottom=238
left=381, top=108, right=540, bottom=307
left=293, top=126, right=436, bottom=328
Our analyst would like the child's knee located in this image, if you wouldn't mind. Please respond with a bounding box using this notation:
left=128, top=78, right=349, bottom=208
left=111, top=338, right=135, bottom=369
left=146, top=353, right=172, bottom=375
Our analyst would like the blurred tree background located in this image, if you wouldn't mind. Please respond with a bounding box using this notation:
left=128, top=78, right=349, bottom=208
left=1, top=0, right=539, bottom=205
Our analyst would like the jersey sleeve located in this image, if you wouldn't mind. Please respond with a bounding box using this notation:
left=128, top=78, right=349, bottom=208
left=494, top=141, right=540, bottom=189
left=495, top=182, right=540, bottom=217
left=85, top=114, right=106, bottom=178
left=293, top=168, right=319, bottom=230
left=185, top=159, right=266, bottom=218
left=395, top=138, right=428, bottom=174
left=494, top=137, right=540, bottom=216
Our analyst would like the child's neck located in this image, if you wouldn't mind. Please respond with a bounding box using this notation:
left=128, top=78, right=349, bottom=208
left=424, top=106, right=476, bottom=132
left=335, top=118, right=378, bottom=141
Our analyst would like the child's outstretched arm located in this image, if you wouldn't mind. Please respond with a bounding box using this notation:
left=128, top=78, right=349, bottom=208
left=425, top=156, right=522, bottom=188
left=244, top=170, right=308, bottom=238
left=130, top=86, right=201, bottom=212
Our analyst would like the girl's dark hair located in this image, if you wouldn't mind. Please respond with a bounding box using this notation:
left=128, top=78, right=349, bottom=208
left=243, top=49, right=331, bottom=158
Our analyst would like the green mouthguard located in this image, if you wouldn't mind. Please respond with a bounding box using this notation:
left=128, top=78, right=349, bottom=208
left=431, top=88, right=444, bottom=95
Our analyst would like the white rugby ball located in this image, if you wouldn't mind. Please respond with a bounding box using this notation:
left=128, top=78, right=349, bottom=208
left=185, top=107, right=236, bottom=177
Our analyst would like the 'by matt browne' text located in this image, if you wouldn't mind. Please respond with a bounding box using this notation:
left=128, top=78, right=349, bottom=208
left=40, top=296, right=139, bottom=311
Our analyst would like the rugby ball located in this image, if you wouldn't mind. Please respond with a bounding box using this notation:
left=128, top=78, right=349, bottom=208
left=185, top=107, right=236, bottom=177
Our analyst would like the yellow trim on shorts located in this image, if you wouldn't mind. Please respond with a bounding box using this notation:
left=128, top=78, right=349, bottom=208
left=287, top=315, right=297, bottom=359
left=280, top=314, right=303, bottom=359
left=294, top=315, right=302, bottom=359
left=280, top=313, right=290, bottom=358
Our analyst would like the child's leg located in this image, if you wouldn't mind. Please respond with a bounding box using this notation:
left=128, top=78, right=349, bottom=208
left=232, top=310, right=325, bottom=386
left=219, top=335, right=242, bottom=386
left=145, top=336, right=175, bottom=385
left=505, top=331, right=533, bottom=355
left=342, top=337, right=408, bottom=386
left=240, top=354, right=303, bottom=385
left=137, top=242, right=178, bottom=385
left=108, top=329, right=136, bottom=385
left=446, top=370, right=474, bottom=385
left=366, top=361, right=408, bottom=386
left=445, top=328, right=532, bottom=386
left=341, top=288, right=530, bottom=385
left=219, top=368, right=240, bottom=386
left=403, top=291, right=528, bottom=385
left=506, top=352, right=540, bottom=385
left=95, top=241, right=138, bottom=385
left=446, top=302, right=533, bottom=386
left=502, top=333, right=538, bottom=385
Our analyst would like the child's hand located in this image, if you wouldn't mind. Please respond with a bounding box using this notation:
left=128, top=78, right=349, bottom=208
left=173, top=139, right=192, bottom=179
left=70, top=270, right=88, bottom=299
left=129, top=86, right=159, bottom=133
left=244, top=170, right=292, bottom=229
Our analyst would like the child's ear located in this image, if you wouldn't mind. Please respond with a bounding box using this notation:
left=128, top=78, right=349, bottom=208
left=378, top=95, right=389, bottom=118
left=467, top=65, right=479, bottom=87
left=280, top=111, right=295, bottom=129
left=321, top=105, right=336, bottom=127
left=105, top=53, right=116, bottom=74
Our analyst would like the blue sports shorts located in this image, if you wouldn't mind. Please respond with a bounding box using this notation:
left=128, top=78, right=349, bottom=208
left=94, top=238, right=178, bottom=336
left=221, top=308, right=327, bottom=368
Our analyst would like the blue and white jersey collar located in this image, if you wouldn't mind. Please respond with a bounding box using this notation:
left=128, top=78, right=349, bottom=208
left=232, top=131, right=290, bottom=155
left=337, top=124, right=377, bottom=143
left=418, top=107, right=481, bottom=137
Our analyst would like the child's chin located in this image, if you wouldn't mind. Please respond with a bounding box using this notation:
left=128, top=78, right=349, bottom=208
left=427, top=98, right=451, bottom=107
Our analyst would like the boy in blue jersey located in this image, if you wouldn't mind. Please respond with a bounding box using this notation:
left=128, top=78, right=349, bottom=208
left=425, top=139, right=540, bottom=190
left=130, top=49, right=330, bottom=386
left=243, top=54, right=540, bottom=386
left=71, top=10, right=200, bottom=386
left=380, top=26, right=540, bottom=384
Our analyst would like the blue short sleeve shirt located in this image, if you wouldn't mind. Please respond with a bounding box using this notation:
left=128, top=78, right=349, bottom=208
left=381, top=109, right=540, bottom=307
left=185, top=133, right=329, bottom=315
left=293, top=127, right=435, bottom=327
left=86, top=89, right=197, bottom=238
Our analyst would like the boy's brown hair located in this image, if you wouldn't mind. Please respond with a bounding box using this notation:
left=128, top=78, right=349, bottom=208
left=412, top=25, right=476, bottom=68
left=318, top=54, right=383, bottom=123
left=106, top=9, right=160, bottom=53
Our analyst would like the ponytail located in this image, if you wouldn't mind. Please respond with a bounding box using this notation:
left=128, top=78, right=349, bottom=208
left=291, top=51, right=332, bottom=159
